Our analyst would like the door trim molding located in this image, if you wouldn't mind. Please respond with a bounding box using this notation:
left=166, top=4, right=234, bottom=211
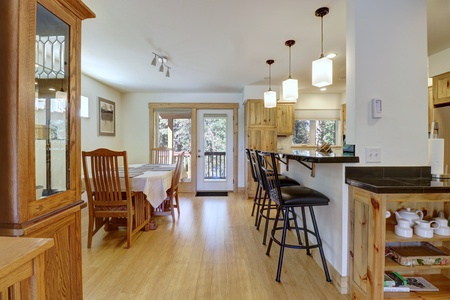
left=149, top=103, right=239, bottom=193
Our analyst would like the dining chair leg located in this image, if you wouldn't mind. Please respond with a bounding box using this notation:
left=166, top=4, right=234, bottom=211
left=175, top=192, right=180, bottom=215
left=126, top=213, right=133, bottom=249
left=170, top=195, right=176, bottom=222
left=87, top=212, right=94, bottom=248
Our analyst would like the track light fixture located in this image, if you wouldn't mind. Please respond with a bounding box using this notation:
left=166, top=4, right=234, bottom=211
left=151, top=52, right=171, bottom=77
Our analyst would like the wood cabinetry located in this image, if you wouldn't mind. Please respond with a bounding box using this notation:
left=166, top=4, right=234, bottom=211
left=0, top=237, right=54, bottom=299
left=276, top=103, right=295, bottom=136
left=349, top=187, right=450, bottom=299
left=341, top=104, right=346, bottom=137
left=433, top=71, right=450, bottom=107
left=245, top=99, right=277, bottom=197
left=0, top=0, right=94, bottom=299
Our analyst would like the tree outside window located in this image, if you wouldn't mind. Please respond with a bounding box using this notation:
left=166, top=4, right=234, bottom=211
left=292, top=120, right=337, bottom=146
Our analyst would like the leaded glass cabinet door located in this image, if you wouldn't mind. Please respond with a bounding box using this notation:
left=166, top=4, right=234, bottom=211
left=35, top=3, right=70, bottom=200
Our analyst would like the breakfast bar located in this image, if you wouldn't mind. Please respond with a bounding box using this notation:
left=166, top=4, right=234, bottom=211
left=268, top=149, right=359, bottom=293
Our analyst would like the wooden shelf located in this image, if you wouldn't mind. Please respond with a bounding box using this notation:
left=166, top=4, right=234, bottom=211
left=385, top=256, right=450, bottom=271
left=384, top=274, right=450, bottom=299
left=385, top=224, right=450, bottom=243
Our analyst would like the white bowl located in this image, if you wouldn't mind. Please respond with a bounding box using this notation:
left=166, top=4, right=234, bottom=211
left=414, top=225, right=434, bottom=238
left=395, top=225, right=413, bottom=238
left=434, top=226, right=450, bottom=236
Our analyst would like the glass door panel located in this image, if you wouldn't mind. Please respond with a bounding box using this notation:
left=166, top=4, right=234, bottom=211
left=35, top=3, right=69, bottom=199
left=196, top=110, right=233, bottom=191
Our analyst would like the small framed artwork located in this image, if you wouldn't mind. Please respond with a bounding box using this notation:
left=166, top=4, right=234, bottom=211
left=98, top=97, right=115, bottom=136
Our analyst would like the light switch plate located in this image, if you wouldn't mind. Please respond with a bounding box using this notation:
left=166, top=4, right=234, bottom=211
left=365, top=147, right=381, bottom=163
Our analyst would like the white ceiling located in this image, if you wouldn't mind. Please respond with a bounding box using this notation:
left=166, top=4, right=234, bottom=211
left=81, top=0, right=450, bottom=95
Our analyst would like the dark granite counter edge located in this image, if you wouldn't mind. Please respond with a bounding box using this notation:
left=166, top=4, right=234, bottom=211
left=283, top=153, right=360, bottom=164
left=345, top=178, right=450, bottom=194
left=345, top=166, right=450, bottom=194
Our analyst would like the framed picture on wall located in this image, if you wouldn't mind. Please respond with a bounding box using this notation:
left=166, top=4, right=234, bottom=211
left=98, top=97, right=115, bottom=136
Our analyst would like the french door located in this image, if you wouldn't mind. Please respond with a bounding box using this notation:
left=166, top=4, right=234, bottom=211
left=196, top=109, right=234, bottom=191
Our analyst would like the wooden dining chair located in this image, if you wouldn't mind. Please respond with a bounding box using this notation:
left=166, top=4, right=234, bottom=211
left=150, top=147, right=174, bottom=164
left=82, top=148, right=149, bottom=248
left=154, top=152, right=185, bottom=221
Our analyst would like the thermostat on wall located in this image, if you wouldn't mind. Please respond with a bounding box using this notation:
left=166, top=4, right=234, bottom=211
left=371, top=98, right=382, bottom=119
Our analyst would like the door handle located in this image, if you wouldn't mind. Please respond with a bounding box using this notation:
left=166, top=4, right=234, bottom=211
left=197, top=155, right=201, bottom=158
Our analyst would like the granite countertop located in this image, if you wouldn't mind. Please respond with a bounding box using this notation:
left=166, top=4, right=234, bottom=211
left=345, top=166, right=450, bottom=193
left=279, top=149, right=360, bottom=164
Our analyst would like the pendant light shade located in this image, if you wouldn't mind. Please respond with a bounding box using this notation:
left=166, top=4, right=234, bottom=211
left=312, top=56, right=332, bottom=87
left=264, top=90, right=277, bottom=108
left=282, top=40, right=298, bottom=101
left=312, top=7, right=333, bottom=88
left=264, top=59, right=277, bottom=108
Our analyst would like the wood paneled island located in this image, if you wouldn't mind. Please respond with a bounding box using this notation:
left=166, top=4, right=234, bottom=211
left=346, top=166, right=450, bottom=299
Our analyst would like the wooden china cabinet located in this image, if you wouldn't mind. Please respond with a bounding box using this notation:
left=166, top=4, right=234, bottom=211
left=0, top=0, right=94, bottom=299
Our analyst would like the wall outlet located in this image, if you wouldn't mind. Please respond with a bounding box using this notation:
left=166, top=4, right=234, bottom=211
left=365, top=147, right=381, bottom=163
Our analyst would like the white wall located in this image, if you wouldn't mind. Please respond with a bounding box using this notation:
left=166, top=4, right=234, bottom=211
left=346, top=0, right=428, bottom=166
left=81, top=74, right=123, bottom=152
left=429, top=47, right=450, bottom=77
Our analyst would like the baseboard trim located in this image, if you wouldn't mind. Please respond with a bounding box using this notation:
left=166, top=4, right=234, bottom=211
left=311, top=248, right=348, bottom=294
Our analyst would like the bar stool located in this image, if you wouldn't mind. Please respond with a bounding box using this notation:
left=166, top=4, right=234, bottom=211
left=252, top=150, right=299, bottom=245
left=245, top=148, right=263, bottom=226
left=258, top=151, right=331, bottom=283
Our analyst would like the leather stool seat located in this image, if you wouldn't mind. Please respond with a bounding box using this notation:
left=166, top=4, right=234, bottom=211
left=278, top=175, right=300, bottom=187
left=280, top=185, right=330, bottom=206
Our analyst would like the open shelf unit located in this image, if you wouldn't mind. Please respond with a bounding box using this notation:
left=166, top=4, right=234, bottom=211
left=349, top=187, right=450, bottom=300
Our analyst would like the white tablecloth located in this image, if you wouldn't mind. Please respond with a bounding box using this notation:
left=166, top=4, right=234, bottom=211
left=127, top=164, right=174, bottom=208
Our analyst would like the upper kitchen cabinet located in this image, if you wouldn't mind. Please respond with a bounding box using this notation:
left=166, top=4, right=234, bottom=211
left=276, top=103, right=295, bottom=136
left=245, top=99, right=276, bottom=127
left=0, top=0, right=94, bottom=298
left=433, top=71, right=450, bottom=107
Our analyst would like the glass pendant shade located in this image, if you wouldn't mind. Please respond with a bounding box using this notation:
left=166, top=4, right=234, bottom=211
left=312, top=56, right=332, bottom=87
left=264, top=90, right=277, bottom=108
left=282, top=78, right=298, bottom=101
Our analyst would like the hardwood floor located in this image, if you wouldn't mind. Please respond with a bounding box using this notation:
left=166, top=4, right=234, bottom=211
left=82, top=192, right=350, bottom=300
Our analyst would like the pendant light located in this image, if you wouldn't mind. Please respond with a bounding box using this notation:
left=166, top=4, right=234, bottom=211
left=264, top=60, right=276, bottom=108
left=282, top=40, right=298, bottom=101
left=312, top=7, right=333, bottom=88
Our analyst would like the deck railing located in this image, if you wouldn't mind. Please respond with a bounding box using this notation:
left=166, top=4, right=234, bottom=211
left=204, top=151, right=226, bottom=179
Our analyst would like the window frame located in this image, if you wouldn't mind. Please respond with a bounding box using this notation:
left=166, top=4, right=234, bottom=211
left=291, top=119, right=341, bottom=147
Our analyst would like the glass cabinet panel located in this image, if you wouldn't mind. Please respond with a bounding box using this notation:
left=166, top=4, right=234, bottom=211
left=35, top=3, right=70, bottom=199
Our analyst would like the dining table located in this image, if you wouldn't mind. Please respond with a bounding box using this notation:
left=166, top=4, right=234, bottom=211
left=122, top=163, right=176, bottom=208
left=120, top=163, right=188, bottom=229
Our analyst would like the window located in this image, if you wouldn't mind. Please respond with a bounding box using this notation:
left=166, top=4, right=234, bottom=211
left=292, top=119, right=338, bottom=146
